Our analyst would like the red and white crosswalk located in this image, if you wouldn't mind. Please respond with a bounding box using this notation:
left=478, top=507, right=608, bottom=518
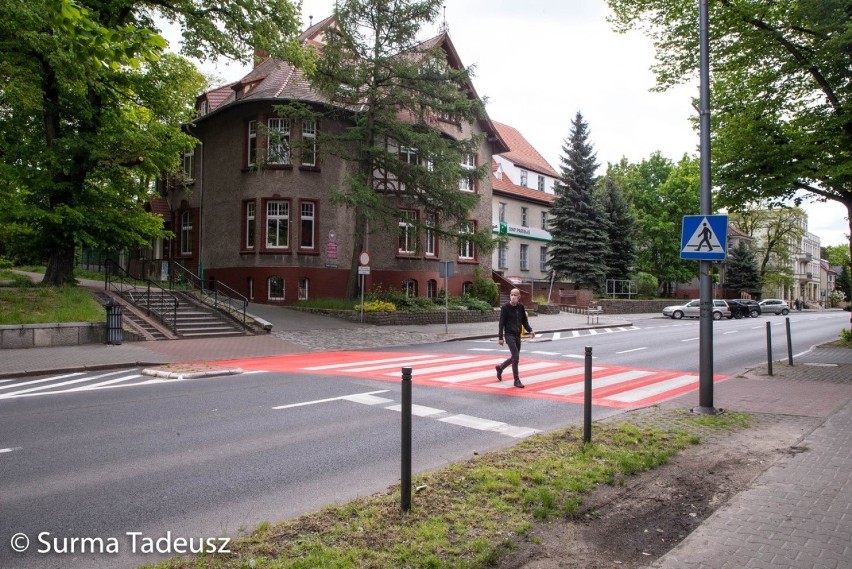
left=217, top=351, right=728, bottom=408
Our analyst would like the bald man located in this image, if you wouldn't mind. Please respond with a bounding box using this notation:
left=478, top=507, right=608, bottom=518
left=496, top=288, right=535, bottom=388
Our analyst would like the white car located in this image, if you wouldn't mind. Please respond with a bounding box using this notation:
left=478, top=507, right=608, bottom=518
left=759, top=299, right=790, bottom=315
left=662, top=299, right=730, bottom=320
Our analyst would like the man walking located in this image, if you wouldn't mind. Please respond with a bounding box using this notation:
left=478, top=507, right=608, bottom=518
left=497, top=288, right=535, bottom=388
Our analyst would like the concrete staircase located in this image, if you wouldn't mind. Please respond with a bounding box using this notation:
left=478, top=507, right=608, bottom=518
left=123, top=290, right=247, bottom=339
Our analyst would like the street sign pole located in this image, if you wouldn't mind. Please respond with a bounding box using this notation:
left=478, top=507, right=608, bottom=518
left=695, top=0, right=717, bottom=415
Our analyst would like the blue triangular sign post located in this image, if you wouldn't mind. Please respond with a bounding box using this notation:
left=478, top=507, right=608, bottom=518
left=680, top=215, right=728, bottom=260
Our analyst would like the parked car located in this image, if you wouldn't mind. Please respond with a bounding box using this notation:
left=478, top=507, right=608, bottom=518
left=726, top=299, right=761, bottom=318
left=725, top=299, right=752, bottom=319
left=759, top=298, right=790, bottom=315
left=662, top=299, right=731, bottom=320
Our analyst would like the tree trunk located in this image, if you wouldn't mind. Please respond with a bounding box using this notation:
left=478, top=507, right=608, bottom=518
left=346, top=206, right=367, bottom=300
left=42, top=241, right=76, bottom=286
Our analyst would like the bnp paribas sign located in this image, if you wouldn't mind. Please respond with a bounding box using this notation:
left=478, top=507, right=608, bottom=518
left=492, top=222, right=551, bottom=242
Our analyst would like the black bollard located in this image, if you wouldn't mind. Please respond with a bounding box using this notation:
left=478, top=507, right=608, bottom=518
left=401, top=366, right=412, bottom=512
left=583, top=346, right=592, bottom=444
left=786, top=317, right=793, bottom=366
left=766, top=322, right=773, bottom=376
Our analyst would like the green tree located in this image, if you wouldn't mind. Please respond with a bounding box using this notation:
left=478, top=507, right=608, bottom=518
left=306, top=0, right=490, bottom=298
left=0, top=0, right=306, bottom=285
left=606, top=0, right=852, bottom=289
left=724, top=241, right=761, bottom=296
left=729, top=207, right=805, bottom=296
left=597, top=170, right=637, bottom=281
left=609, top=153, right=699, bottom=296
left=838, top=265, right=852, bottom=303
left=548, top=111, right=609, bottom=291
left=823, top=244, right=851, bottom=268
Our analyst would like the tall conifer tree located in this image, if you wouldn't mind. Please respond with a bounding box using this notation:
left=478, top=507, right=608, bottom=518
left=547, top=112, right=609, bottom=290
left=308, top=0, right=490, bottom=298
left=597, top=173, right=637, bottom=281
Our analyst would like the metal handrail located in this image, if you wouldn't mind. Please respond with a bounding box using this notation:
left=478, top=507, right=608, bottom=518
left=104, top=259, right=179, bottom=332
left=169, top=262, right=249, bottom=327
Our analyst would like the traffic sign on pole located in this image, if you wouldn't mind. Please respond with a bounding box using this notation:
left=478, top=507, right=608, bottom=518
left=680, top=215, right=728, bottom=261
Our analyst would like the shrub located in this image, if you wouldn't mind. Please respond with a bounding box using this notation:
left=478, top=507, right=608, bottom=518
left=468, top=269, right=499, bottom=306
left=632, top=272, right=659, bottom=297
left=354, top=300, right=397, bottom=312
left=840, top=327, right=852, bottom=345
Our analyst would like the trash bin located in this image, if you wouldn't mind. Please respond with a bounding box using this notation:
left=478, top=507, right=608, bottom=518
left=105, top=299, right=123, bottom=345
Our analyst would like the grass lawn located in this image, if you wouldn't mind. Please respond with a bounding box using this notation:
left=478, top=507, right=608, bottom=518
left=0, top=269, right=104, bottom=325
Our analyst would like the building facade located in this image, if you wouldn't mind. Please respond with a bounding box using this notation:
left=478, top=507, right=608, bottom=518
left=489, top=122, right=559, bottom=287
left=160, top=19, right=508, bottom=304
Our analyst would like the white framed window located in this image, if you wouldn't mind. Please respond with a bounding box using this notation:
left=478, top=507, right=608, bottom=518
left=398, top=210, right=418, bottom=254
left=521, top=207, right=528, bottom=227
left=459, top=221, right=475, bottom=260
left=427, top=279, right=438, bottom=298
left=520, top=244, right=529, bottom=271
left=300, top=201, right=315, bottom=249
left=266, top=200, right=289, bottom=248
left=245, top=201, right=255, bottom=249
left=180, top=210, right=192, bottom=255
left=247, top=120, right=257, bottom=167
left=498, top=202, right=506, bottom=223
left=268, top=276, right=284, bottom=301
left=520, top=169, right=528, bottom=187
left=541, top=211, right=548, bottom=230
left=247, top=277, right=254, bottom=300
left=424, top=212, right=437, bottom=257
left=402, top=279, right=417, bottom=297
left=498, top=244, right=508, bottom=269
left=540, top=246, right=548, bottom=272
left=537, top=175, right=545, bottom=191
left=459, top=153, right=475, bottom=192
left=182, top=150, right=193, bottom=182
left=267, top=118, right=290, bottom=165
left=301, top=120, right=317, bottom=166
left=400, top=146, right=419, bottom=165
left=298, top=278, right=309, bottom=301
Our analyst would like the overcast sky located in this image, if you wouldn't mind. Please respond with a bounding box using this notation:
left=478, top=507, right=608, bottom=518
left=168, top=0, right=848, bottom=248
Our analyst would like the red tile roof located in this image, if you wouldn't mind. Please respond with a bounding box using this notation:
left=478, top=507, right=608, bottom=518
left=147, top=197, right=171, bottom=219
left=194, top=18, right=508, bottom=153
left=492, top=121, right=558, bottom=177
left=491, top=161, right=554, bottom=205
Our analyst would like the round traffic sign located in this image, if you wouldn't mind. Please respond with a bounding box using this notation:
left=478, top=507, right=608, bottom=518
left=359, top=251, right=370, bottom=266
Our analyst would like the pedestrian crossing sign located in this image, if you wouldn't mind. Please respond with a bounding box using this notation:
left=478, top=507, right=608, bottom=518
left=680, top=215, right=728, bottom=260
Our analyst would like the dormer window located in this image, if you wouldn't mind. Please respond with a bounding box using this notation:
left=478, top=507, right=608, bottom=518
left=520, top=169, right=528, bottom=188
left=197, top=100, right=209, bottom=117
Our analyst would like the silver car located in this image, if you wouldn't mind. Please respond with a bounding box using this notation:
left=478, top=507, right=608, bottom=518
left=758, top=298, right=790, bottom=315
left=662, top=299, right=730, bottom=320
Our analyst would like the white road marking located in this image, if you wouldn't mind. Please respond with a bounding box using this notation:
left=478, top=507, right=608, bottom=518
left=541, top=370, right=654, bottom=396
left=605, top=374, right=698, bottom=403
left=384, top=404, right=447, bottom=417
left=382, top=356, right=494, bottom=377
left=0, top=372, right=84, bottom=392
left=429, top=361, right=559, bottom=384
left=302, top=354, right=438, bottom=371
left=487, top=366, right=599, bottom=389
left=272, top=390, right=391, bottom=409
left=0, top=370, right=135, bottom=399
left=723, top=330, right=738, bottom=335
left=341, top=355, right=474, bottom=373
left=63, top=374, right=141, bottom=392
left=439, top=414, right=539, bottom=438
left=1, top=447, right=23, bottom=454
left=530, top=351, right=561, bottom=355
left=616, top=347, right=647, bottom=354
left=681, top=337, right=699, bottom=342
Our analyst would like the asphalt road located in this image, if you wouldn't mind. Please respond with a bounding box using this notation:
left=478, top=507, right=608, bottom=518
left=0, top=310, right=846, bottom=569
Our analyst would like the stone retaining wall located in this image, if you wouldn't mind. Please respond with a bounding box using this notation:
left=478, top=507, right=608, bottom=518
left=0, top=322, right=107, bottom=349
left=595, top=299, right=678, bottom=314
left=291, top=307, right=500, bottom=325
